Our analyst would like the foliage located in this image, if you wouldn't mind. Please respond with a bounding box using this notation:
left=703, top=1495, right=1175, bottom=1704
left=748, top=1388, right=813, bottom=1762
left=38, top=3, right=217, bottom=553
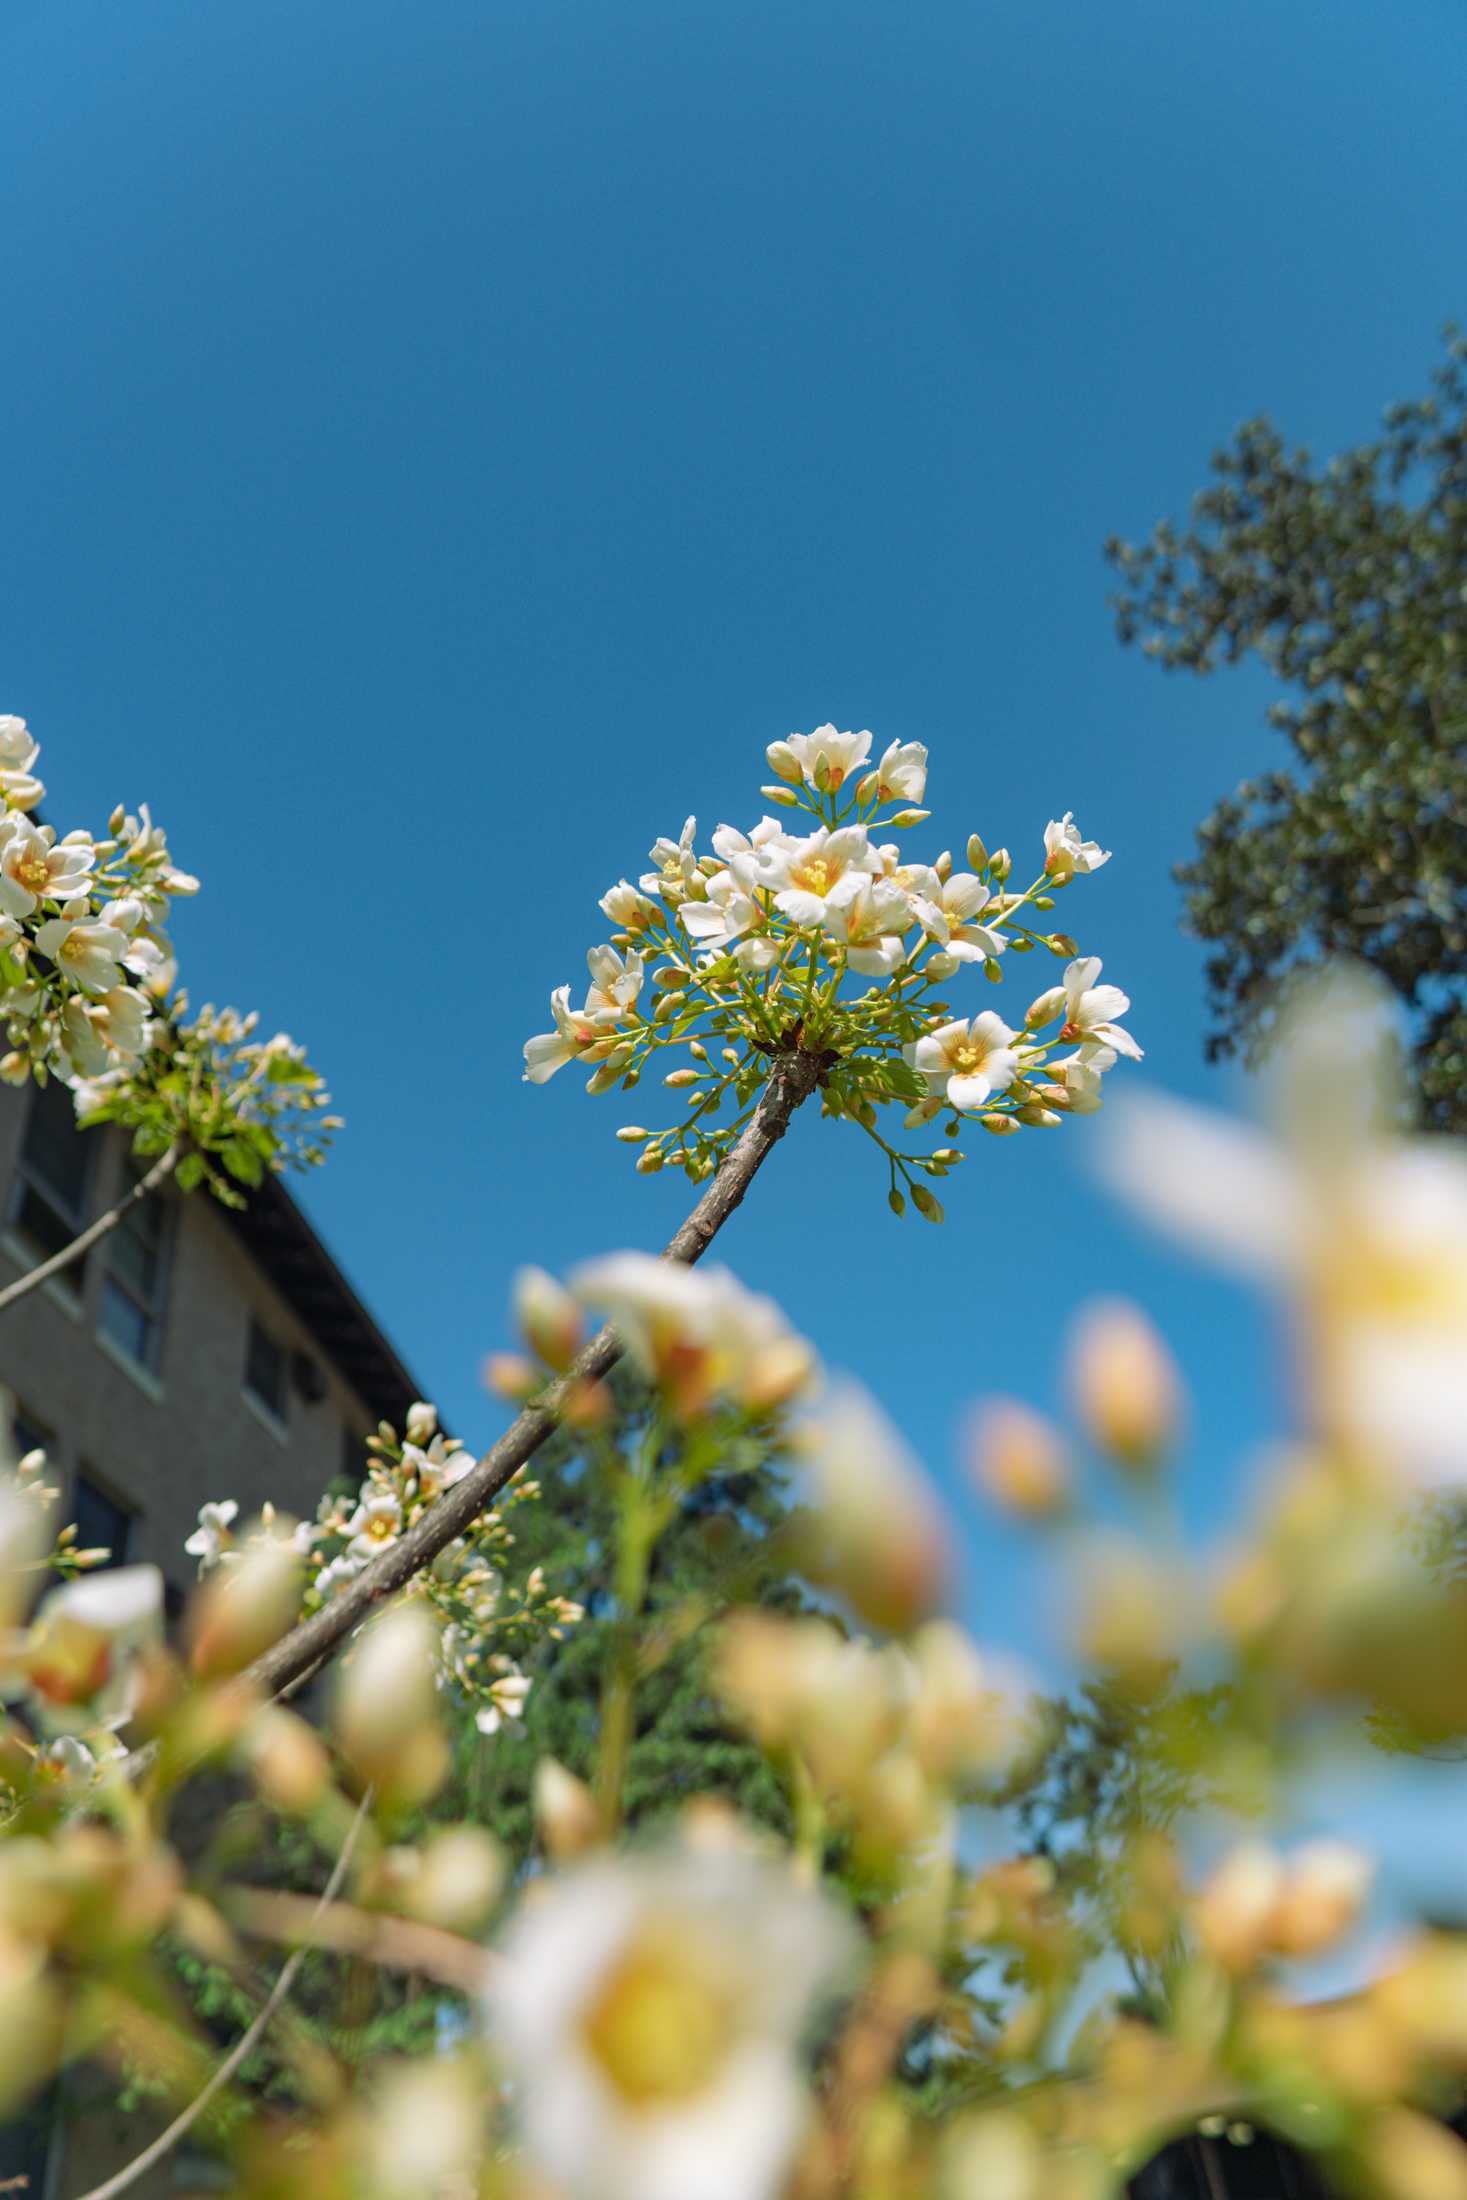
left=1107, top=329, right=1467, bottom=1130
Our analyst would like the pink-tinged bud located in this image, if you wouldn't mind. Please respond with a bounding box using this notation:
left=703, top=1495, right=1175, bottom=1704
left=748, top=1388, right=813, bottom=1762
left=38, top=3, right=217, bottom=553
left=980, top=1113, right=1019, bottom=1136
left=513, top=1266, right=583, bottom=1372
left=801, top=1384, right=948, bottom=1635
left=189, top=1538, right=302, bottom=1679
left=1273, top=1840, right=1372, bottom=1958
left=247, top=1706, right=330, bottom=1813
left=1068, top=1299, right=1182, bottom=1472
left=1195, top=1842, right=1285, bottom=1973
left=534, top=1757, right=603, bottom=1860
left=1025, top=986, right=1066, bottom=1028
left=968, top=1399, right=1071, bottom=1519
left=483, top=1352, right=539, bottom=1401
left=765, top=740, right=803, bottom=785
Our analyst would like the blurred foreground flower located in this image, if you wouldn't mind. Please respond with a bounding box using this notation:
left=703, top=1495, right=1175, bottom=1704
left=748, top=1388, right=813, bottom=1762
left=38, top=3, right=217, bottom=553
left=487, top=1837, right=857, bottom=2200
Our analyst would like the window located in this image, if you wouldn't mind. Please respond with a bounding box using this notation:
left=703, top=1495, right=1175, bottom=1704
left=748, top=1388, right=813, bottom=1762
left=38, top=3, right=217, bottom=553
left=97, top=1162, right=173, bottom=1375
left=11, top=1403, right=54, bottom=1464
left=71, top=1469, right=133, bottom=1570
left=243, top=1317, right=287, bottom=1425
left=7, top=1076, right=94, bottom=1287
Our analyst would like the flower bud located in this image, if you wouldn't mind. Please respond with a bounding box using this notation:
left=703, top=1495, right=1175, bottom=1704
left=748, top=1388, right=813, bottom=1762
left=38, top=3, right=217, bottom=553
left=483, top=1352, right=538, bottom=1400
left=760, top=784, right=801, bottom=809
left=404, top=1826, right=506, bottom=1929
left=247, top=1705, right=330, bottom=1813
left=334, top=1600, right=447, bottom=1803
left=765, top=740, right=802, bottom=785
left=188, top=1537, right=302, bottom=1680
left=585, top=1062, right=622, bottom=1094
left=801, top=1384, right=948, bottom=1634
left=615, top=1125, right=650, bottom=1142
left=981, top=1112, right=1019, bottom=1136
left=513, top=1266, right=583, bottom=1371
left=1025, top=986, right=1066, bottom=1027
left=990, top=848, right=1011, bottom=881
left=534, top=1756, right=603, bottom=1860
left=966, top=833, right=989, bottom=872
left=925, top=952, right=958, bottom=979
left=888, top=1186, right=907, bottom=1217
left=855, top=771, right=880, bottom=804
left=635, top=1148, right=665, bottom=1174
left=405, top=1400, right=437, bottom=1445
left=934, top=849, right=952, bottom=880
left=969, top=1399, right=1070, bottom=1519
left=911, top=1185, right=944, bottom=1224
left=1068, top=1299, right=1182, bottom=1473
left=664, top=1067, right=702, bottom=1087
left=1195, top=1842, right=1285, bottom=1973
left=890, top=808, right=930, bottom=828
left=1045, top=933, right=1079, bottom=958
left=1273, top=1840, right=1372, bottom=1958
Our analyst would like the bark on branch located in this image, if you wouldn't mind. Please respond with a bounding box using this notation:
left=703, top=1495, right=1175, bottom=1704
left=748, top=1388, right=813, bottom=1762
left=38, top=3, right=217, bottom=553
left=245, top=1043, right=828, bottom=1702
left=0, top=1139, right=183, bottom=1318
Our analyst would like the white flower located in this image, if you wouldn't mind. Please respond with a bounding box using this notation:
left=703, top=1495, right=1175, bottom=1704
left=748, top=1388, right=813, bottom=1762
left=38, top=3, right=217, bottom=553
left=780, top=724, right=872, bottom=794
left=523, top=984, right=623, bottom=1085
left=475, top=1666, right=532, bottom=1735
left=33, top=915, right=130, bottom=994
left=755, top=825, right=880, bottom=929
left=680, top=874, right=767, bottom=959
left=600, top=878, right=660, bottom=931
left=0, top=716, right=39, bottom=775
left=346, top=1490, right=403, bottom=1561
left=572, top=1254, right=814, bottom=1416
left=1103, top=977, right=1467, bottom=1486
left=640, top=817, right=699, bottom=898
left=801, top=1383, right=948, bottom=1633
left=911, top=872, right=1006, bottom=963
left=1, top=1474, right=49, bottom=1629
left=487, top=1840, right=857, bottom=2200
left=586, top=943, right=645, bottom=1018
left=4, top=1564, right=164, bottom=1733
left=185, top=1499, right=240, bottom=1571
left=1058, top=956, right=1142, bottom=1059
left=910, top=1012, right=1021, bottom=1111
left=0, top=819, right=95, bottom=919
left=405, top=1435, right=474, bottom=1496
left=1049, top=1055, right=1108, bottom=1113
left=826, top=876, right=915, bottom=976
left=1043, top=812, right=1111, bottom=880
left=874, top=740, right=928, bottom=804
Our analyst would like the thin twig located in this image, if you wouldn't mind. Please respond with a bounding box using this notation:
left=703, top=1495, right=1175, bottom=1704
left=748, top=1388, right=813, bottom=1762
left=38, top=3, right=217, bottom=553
left=225, top=1888, right=488, bottom=1996
left=0, top=1140, right=183, bottom=1317
left=72, top=1794, right=371, bottom=2200
left=245, top=1041, right=827, bottom=1703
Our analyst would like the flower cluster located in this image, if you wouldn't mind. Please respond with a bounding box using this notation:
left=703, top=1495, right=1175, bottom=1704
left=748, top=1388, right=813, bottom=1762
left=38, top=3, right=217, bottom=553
left=184, top=1400, right=581, bottom=1738
left=525, top=726, right=1139, bottom=1213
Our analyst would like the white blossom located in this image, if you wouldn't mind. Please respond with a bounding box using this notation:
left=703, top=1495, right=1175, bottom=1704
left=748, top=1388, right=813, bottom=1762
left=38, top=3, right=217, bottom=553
left=487, top=1839, right=857, bottom=2200
left=640, top=817, right=699, bottom=898
left=755, top=825, right=880, bottom=929
left=874, top=739, right=928, bottom=804
left=911, top=872, right=1006, bottom=963
left=779, top=724, right=872, bottom=794
left=1059, top=956, right=1142, bottom=1060
left=0, top=819, right=95, bottom=919
left=33, top=915, right=130, bottom=994
left=910, top=1012, right=1021, bottom=1111
left=1043, top=811, right=1111, bottom=880
left=185, top=1499, right=240, bottom=1571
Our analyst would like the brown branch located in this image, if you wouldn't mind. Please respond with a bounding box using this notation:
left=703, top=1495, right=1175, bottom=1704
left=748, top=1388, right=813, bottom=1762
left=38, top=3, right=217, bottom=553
left=0, top=1139, right=183, bottom=1317
left=246, top=1043, right=827, bottom=1702
left=225, top=1889, right=488, bottom=1996
left=72, top=1793, right=370, bottom=2200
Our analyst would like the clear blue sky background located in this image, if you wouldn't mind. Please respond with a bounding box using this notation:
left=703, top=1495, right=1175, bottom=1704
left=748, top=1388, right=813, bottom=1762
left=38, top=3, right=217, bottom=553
left=3, top=0, right=1464, bottom=1734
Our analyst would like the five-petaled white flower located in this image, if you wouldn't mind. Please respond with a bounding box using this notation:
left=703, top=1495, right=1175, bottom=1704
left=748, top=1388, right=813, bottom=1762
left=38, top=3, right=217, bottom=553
left=600, top=878, right=660, bottom=931
left=1059, top=957, right=1142, bottom=1060
left=185, top=1499, right=240, bottom=1570
left=523, top=983, right=625, bottom=1085
left=0, top=818, right=96, bottom=919
left=910, top=1012, right=1022, bottom=1111
left=586, top=943, right=645, bottom=1019
left=33, top=915, right=131, bottom=994
left=346, top=1490, right=404, bottom=1561
left=1043, top=812, right=1111, bottom=881
left=827, top=876, right=915, bottom=975
left=640, top=817, right=699, bottom=899
left=874, top=739, right=928, bottom=804
left=486, top=1837, right=857, bottom=2200
left=912, top=872, right=1006, bottom=963
left=775, top=723, right=872, bottom=795
left=756, top=825, right=880, bottom=929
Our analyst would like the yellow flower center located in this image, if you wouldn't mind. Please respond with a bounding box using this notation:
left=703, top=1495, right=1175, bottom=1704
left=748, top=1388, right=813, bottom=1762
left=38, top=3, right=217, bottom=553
left=950, top=1040, right=988, bottom=1074
left=13, top=849, right=51, bottom=893
left=795, top=857, right=832, bottom=896
left=583, top=1936, right=733, bottom=2106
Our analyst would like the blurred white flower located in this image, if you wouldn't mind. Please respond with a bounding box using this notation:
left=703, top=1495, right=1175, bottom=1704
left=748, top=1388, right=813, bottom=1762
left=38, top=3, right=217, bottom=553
left=487, top=1840, right=856, bottom=2200
left=184, top=1499, right=240, bottom=1572
left=572, top=1253, right=813, bottom=1417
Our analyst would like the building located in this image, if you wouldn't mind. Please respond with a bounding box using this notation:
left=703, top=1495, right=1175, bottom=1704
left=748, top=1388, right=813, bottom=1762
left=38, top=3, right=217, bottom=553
left=0, top=1074, right=423, bottom=1604
left=0, top=1073, right=427, bottom=2200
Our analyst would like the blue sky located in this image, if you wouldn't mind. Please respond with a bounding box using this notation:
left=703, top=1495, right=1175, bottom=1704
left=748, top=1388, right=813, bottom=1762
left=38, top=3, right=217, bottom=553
left=3, top=0, right=1464, bottom=1695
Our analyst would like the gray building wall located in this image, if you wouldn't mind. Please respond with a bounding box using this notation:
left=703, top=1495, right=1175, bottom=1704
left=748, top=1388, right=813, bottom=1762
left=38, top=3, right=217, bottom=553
left=0, top=1080, right=381, bottom=1593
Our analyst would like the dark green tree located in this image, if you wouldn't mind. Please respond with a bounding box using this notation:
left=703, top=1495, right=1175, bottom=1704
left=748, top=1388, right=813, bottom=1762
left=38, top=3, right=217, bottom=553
left=1107, top=329, right=1467, bottom=1131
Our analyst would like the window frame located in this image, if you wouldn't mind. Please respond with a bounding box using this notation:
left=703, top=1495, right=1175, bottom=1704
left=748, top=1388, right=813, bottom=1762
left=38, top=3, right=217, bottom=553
left=242, top=1315, right=289, bottom=1431
left=6, top=1077, right=96, bottom=1297
left=96, top=1156, right=175, bottom=1378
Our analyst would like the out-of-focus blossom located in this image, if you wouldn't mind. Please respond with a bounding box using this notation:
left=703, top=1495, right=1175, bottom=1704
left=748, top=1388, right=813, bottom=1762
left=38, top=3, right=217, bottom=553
left=1067, top=1299, right=1182, bottom=1472
left=487, top=1839, right=857, bottom=2200
left=184, top=1499, right=239, bottom=1572
left=3, top=1564, right=163, bottom=1733
left=968, top=1398, right=1072, bottom=1518
left=572, top=1253, right=814, bottom=1418
left=800, top=1382, right=948, bottom=1633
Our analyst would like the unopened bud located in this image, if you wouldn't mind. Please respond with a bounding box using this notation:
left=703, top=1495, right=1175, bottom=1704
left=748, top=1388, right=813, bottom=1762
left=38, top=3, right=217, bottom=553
left=1025, top=986, right=1066, bottom=1027
left=248, top=1706, right=330, bottom=1813
left=562, top=1377, right=612, bottom=1429
left=966, top=833, right=989, bottom=872
left=910, top=1185, right=944, bottom=1224
left=484, top=1352, right=538, bottom=1400
left=1016, top=1103, right=1062, bottom=1127
left=334, top=1601, right=446, bottom=1803
left=635, top=1148, right=665, bottom=1174
left=765, top=740, right=803, bottom=785
left=890, top=809, right=931, bottom=828
left=802, top=1386, right=949, bottom=1634
left=981, top=1112, right=1019, bottom=1136
left=615, top=1125, right=650, bottom=1143
left=405, top=1826, right=506, bottom=1930
left=888, top=1186, right=907, bottom=1217
left=1196, top=1842, right=1286, bottom=1974
left=1045, top=933, right=1079, bottom=958
left=931, top=1148, right=964, bottom=1166
left=1009, top=935, right=1035, bottom=953
left=855, top=771, right=880, bottom=804
left=760, top=784, right=801, bottom=809
left=405, top=1401, right=437, bottom=1445
left=664, top=1067, right=701, bottom=1087
left=534, top=1757, right=603, bottom=1859
left=189, top=1537, right=302, bottom=1679
left=934, top=849, right=952, bottom=879
left=1068, top=1299, right=1182, bottom=1472
left=990, top=848, right=1011, bottom=881
left=513, top=1266, right=583, bottom=1371
left=925, top=951, right=958, bottom=979
left=969, top=1399, right=1071, bottom=1519
left=585, top=1063, right=621, bottom=1094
